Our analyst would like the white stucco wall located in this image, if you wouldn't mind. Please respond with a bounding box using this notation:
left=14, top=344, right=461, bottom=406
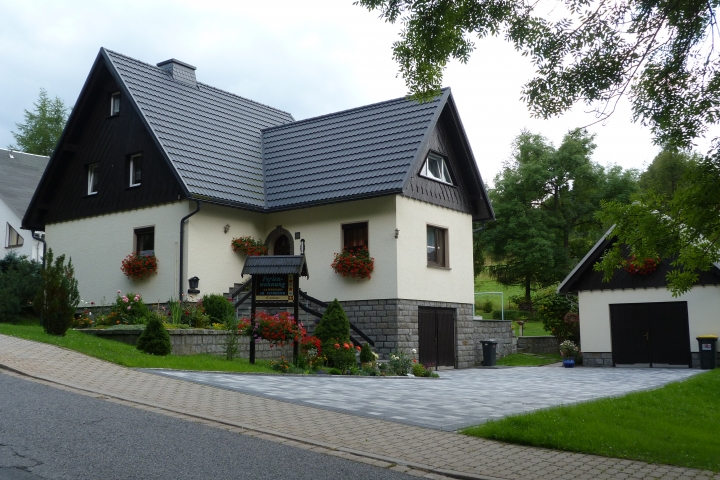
left=395, top=195, right=474, bottom=304
left=45, top=201, right=188, bottom=305
left=579, top=286, right=720, bottom=353
left=1, top=197, right=43, bottom=262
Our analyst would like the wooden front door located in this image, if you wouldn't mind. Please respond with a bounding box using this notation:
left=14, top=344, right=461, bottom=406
left=418, top=307, right=455, bottom=368
left=610, top=302, right=691, bottom=367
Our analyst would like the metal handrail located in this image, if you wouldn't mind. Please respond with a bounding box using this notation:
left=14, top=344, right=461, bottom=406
left=230, top=278, right=253, bottom=300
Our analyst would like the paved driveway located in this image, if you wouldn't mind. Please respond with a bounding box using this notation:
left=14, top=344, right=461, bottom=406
left=144, top=366, right=700, bottom=431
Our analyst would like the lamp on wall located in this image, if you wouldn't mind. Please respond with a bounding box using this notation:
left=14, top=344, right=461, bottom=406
left=394, top=228, right=400, bottom=239
left=224, top=224, right=230, bottom=234
left=300, top=239, right=305, bottom=255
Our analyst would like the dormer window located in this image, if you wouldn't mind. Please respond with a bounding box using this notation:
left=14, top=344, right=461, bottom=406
left=110, top=92, right=120, bottom=115
left=87, top=164, right=99, bottom=195
left=129, top=154, right=142, bottom=187
left=420, top=152, right=454, bottom=185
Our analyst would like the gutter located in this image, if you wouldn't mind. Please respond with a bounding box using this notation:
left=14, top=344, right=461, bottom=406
left=179, top=200, right=201, bottom=299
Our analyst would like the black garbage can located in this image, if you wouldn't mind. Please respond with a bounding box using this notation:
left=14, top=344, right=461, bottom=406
left=697, top=335, right=718, bottom=369
left=481, top=340, right=498, bottom=367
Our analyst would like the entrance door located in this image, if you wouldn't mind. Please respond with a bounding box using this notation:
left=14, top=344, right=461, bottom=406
left=610, top=302, right=690, bottom=367
left=273, top=235, right=291, bottom=255
left=418, top=307, right=455, bottom=367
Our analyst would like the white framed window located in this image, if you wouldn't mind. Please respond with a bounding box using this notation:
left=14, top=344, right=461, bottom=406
left=420, top=152, right=454, bottom=185
left=6, top=223, right=24, bottom=248
left=427, top=225, right=448, bottom=267
left=135, top=227, right=154, bottom=256
left=129, top=154, right=142, bottom=187
left=110, top=92, right=120, bottom=115
left=87, top=164, right=99, bottom=195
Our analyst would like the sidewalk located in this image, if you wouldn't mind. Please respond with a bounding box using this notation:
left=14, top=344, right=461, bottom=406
left=0, top=334, right=716, bottom=480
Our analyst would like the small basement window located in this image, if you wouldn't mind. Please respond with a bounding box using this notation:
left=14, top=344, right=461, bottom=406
left=420, top=152, right=454, bottom=185
left=427, top=225, right=448, bottom=267
left=87, top=164, right=99, bottom=195
left=342, top=222, right=368, bottom=252
left=129, top=154, right=142, bottom=187
left=135, top=227, right=154, bottom=256
left=110, top=92, right=120, bottom=115
left=6, top=223, right=24, bottom=248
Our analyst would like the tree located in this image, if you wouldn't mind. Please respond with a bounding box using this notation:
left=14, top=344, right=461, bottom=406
left=0, top=252, right=42, bottom=322
left=358, top=0, right=720, bottom=291
left=34, top=249, right=79, bottom=336
left=9, top=89, right=68, bottom=156
left=478, top=129, right=638, bottom=302
left=638, top=149, right=699, bottom=198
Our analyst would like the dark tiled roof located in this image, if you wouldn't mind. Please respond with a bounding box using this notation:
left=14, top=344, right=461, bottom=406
left=0, top=149, right=49, bottom=217
left=104, top=49, right=294, bottom=208
left=261, top=94, right=444, bottom=209
left=241, top=255, right=309, bottom=277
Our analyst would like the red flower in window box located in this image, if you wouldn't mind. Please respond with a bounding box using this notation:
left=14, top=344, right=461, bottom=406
left=331, top=246, right=374, bottom=279
left=230, top=236, right=268, bottom=256
left=622, top=255, right=660, bottom=275
left=120, top=253, right=158, bottom=280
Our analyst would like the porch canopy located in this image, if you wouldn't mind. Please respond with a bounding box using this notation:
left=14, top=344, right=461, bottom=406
left=241, top=255, right=309, bottom=278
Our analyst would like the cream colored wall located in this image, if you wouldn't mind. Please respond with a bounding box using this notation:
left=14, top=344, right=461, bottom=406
left=186, top=203, right=264, bottom=297
left=45, top=201, right=188, bottom=306
left=265, top=196, right=398, bottom=302
left=579, top=286, right=720, bottom=352
left=395, top=195, right=474, bottom=304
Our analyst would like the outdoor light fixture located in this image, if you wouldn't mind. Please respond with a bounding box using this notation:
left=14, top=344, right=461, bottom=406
left=300, top=239, right=305, bottom=255
left=224, top=224, right=230, bottom=233
left=395, top=228, right=400, bottom=239
left=188, top=276, right=200, bottom=294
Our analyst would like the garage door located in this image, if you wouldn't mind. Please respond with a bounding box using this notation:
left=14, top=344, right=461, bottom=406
left=609, top=302, right=691, bottom=367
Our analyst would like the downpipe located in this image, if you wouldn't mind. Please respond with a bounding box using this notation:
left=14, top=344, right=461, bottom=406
left=179, top=200, right=201, bottom=299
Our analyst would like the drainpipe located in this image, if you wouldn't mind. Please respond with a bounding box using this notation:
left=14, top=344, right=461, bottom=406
left=179, top=200, right=201, bottom=299
left=31, top=231, right=47, bottom=269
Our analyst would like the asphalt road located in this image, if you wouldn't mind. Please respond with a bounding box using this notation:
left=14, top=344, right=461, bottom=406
left=0, top=372, right=414, bottom=480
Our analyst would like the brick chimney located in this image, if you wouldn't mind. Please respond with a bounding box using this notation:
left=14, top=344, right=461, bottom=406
left=157, top=58, right=197, bottom=87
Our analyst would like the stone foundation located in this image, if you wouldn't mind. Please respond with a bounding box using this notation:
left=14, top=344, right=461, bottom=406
left=582, top=352, right=614, bottom=367
left=473, top=319, right=517, bottom=366
left=80, top=329, right=293, bottom=359
left=517, top=336, right=559, bottom=355
left=691, top=352, right=720, bottom=368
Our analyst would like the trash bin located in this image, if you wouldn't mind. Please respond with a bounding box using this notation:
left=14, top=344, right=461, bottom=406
left=697, top=335, right=718, bottom=369
left=481, top=340, right=498, bottom=367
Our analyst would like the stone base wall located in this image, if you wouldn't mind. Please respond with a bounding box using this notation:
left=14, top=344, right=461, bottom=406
left=517, top=336, right=559, bottom=355
left=80, top=329, right=293, bottom=359
left=691, top=352, right=720, bottom=368
left=582, top=352, right=614, bottom=367
left=472, top=319, right=516, bottom=366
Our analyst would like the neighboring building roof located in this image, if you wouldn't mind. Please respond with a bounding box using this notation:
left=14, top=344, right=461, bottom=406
left=0, top=148, right=49, bottom=218
left=105, top=49, right=295, bottom=208
left=558, top=227, right=720, bottom=293
left=262, top=92, right=444, bottom=209
left=241, top=255, right=309, bottom=277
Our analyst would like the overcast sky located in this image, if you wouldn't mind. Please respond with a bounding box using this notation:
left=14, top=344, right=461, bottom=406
left=1, top=0, right=708, bottom=183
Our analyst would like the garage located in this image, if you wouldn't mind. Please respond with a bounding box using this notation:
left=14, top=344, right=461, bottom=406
left=609, top=302, right=691, bottom=367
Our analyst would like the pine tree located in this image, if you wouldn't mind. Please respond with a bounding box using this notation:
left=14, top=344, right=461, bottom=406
left=9, top=89, right=68, bottom=156
left=137, top=316, right=172, bottom=356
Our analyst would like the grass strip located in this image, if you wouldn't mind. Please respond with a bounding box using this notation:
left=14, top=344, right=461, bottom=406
left=462, top=369, right=720, bottom=472
left=496, top=353, right=561, bottom=366
left=0, top=322, right=275, bottom=374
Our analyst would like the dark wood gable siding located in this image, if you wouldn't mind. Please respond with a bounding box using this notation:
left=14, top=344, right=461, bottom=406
left=29, top=62, right=184, bottom=228
left=402, top=108, right=475, bottom=215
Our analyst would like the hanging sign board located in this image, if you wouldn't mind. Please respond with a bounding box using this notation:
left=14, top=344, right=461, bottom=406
left=255, top=274, right=294, bottom=302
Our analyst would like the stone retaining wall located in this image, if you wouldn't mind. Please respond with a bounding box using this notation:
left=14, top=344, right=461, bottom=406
left=80, top=329, right=293, bottom=359
left=517, top=336, right=559, bottom=355
left=472, top=318, right=516, bottom=365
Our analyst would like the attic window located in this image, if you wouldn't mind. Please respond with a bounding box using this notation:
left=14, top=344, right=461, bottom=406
left=6, top=223, right=24, bottom=248
left=420, top=152, right=454, bottom=185
left=110, top=92, right=120, bottom=115
left=87, top=164, right=99, bottom=195
left=129, top=154, right=142, bottom=187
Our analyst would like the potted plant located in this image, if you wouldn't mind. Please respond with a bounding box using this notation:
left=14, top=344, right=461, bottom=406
left=559, top=340, right=581, bottom=368
left=331, top=246, right=374, bottom=279
left=231, top=236, right=268, bottom=256
left=120, top=253, right=158, bottom=281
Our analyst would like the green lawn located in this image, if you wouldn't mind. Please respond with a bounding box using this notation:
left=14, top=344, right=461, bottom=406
left=496, top=353, right=561, bottom=366
left=0, top=321, right=276, bottom=373
left=512, top=320, right=549, bottom=336
left=462, top=369, right=720, bottom=472
left=474, top=273, right=524, bottom=311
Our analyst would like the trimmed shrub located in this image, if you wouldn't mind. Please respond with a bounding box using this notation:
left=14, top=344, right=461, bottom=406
left=359, top=342, right=374, bottom=363
left=137, top=316, right=172, bottom=355
left=202, top=293, right=235, bottom=323
left=314, top=299, right=351, bottom=368
left=0, top=252, right=42, bottom=322
left=34, top=249, right=79, bottom=336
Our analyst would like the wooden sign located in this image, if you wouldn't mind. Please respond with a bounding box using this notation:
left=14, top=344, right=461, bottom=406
left=255, top=274, right=294, bottom=302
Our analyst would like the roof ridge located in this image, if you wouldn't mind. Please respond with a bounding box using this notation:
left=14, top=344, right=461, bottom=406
left=103, top=48, right=294, bottom=120
left=262, top=88, right=448, bottom=133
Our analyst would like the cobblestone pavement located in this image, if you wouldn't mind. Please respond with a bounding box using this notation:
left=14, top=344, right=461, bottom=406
left=1, top=335, right=717, bottom=480
left=143, top=367, right=700, bottom=431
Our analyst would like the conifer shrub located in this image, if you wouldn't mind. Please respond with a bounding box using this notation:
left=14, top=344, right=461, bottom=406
left=136, top=316, right=172, bottom=355
left=314, top=299, right=353, bottom=367
left=34, top=249, right=79, bottom=336
left=202, top=293, right=235, bottom=323
left=359, top=342, right=374, bottom=363
left=0, top=252, right=42, bottom=322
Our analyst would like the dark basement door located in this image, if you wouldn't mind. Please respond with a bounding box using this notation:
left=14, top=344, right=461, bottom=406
left=609, top=302, right=691, bottom=367
left=418, top=307, right=455, bottom=368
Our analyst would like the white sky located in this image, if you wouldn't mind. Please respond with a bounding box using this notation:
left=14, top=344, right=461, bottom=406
left=1, top=0, right=710, bottom=184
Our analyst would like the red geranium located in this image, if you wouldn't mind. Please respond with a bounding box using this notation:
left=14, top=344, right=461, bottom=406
left=120, top=253, right=158, bottom=280
left=331, top=246, right=374, bottom=279
left=231, top=236, right=268, bottom=256
left=622, top=255, right=659, bottom=275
